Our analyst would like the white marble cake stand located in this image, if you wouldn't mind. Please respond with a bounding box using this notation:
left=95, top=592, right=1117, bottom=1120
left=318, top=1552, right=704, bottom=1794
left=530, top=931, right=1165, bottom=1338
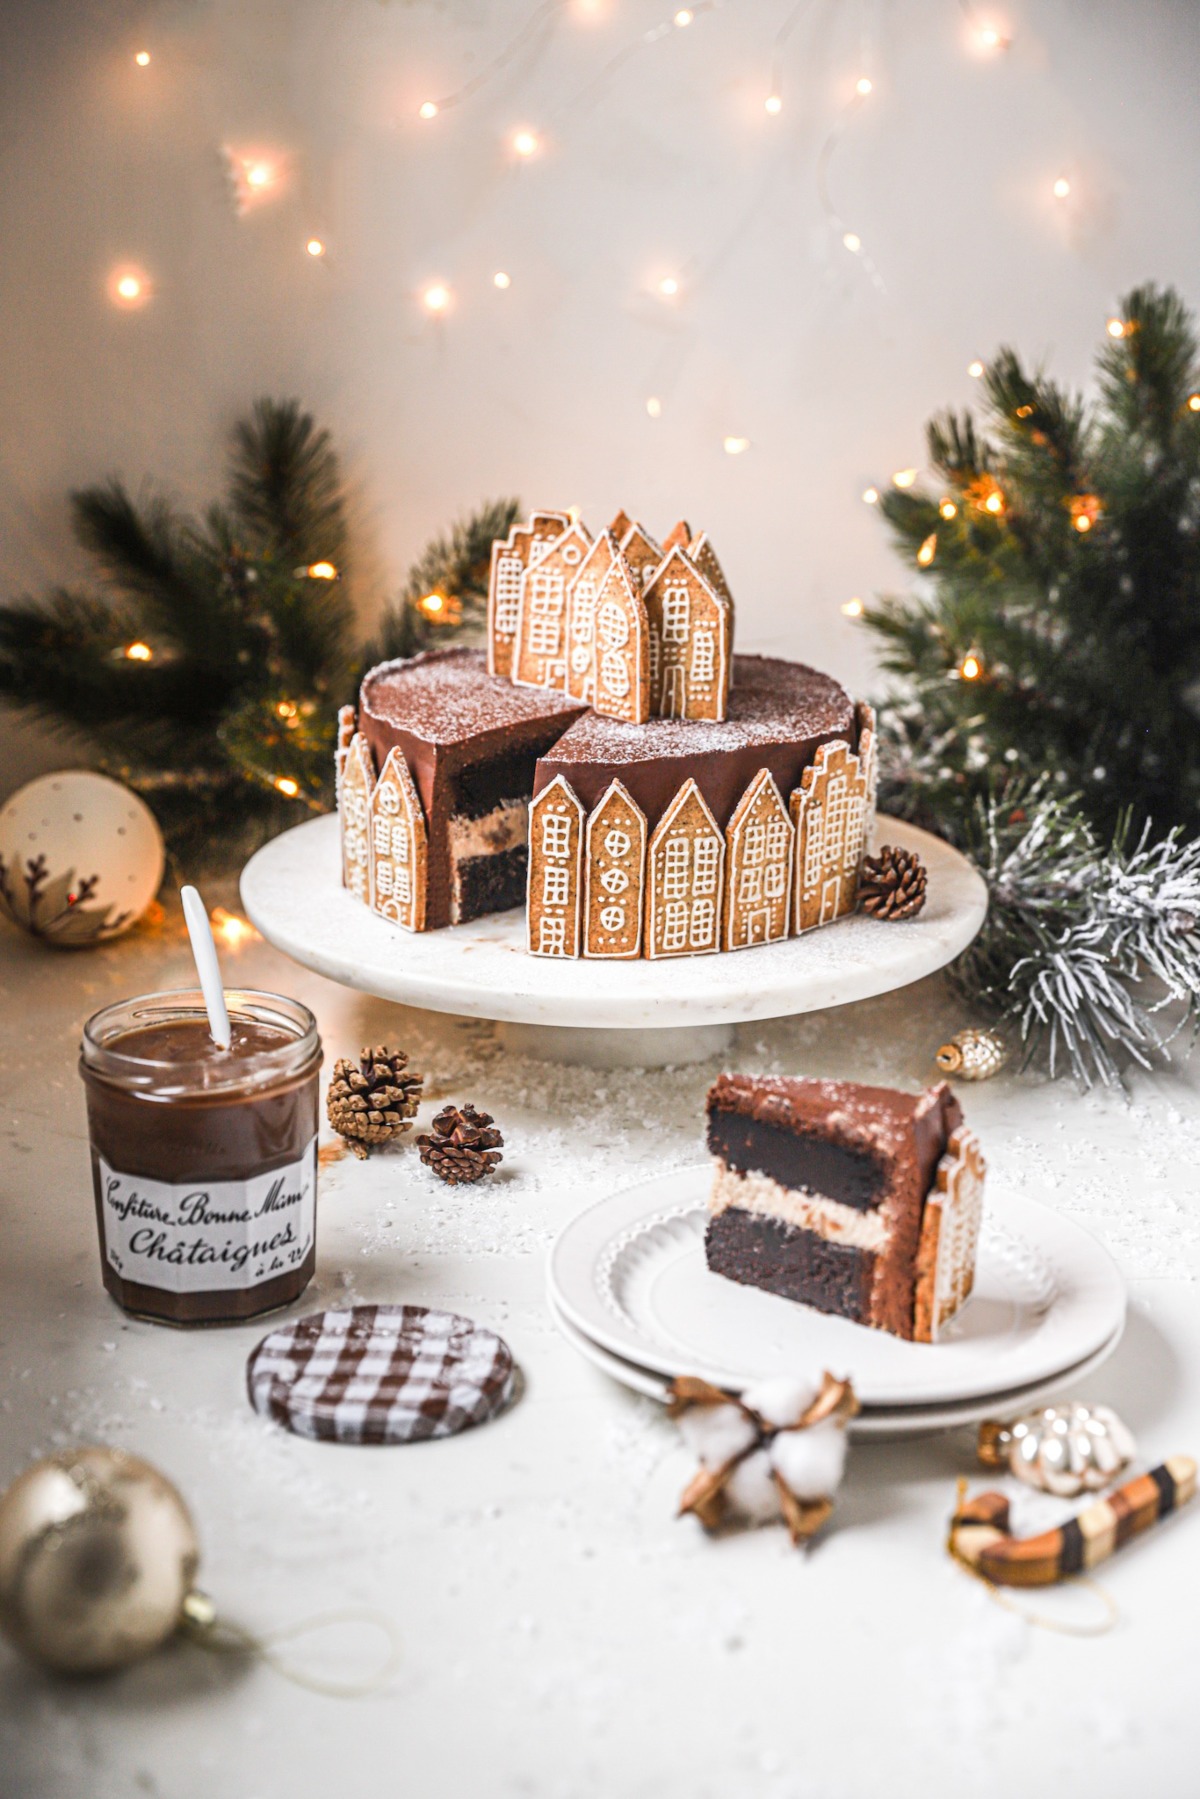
left=240, top=813, right=986, bottom=1067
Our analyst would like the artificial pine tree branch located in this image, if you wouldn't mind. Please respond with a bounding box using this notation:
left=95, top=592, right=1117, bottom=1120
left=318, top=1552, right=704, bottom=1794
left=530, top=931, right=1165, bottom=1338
left=368, top=497, right=519, bottom=662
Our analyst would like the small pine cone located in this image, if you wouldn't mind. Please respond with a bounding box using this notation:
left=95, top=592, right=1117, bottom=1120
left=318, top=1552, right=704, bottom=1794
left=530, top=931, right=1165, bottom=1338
left=858, top=844, right=928, bottom=920
left=326, top=1046, right=424, bottom=1159
left=417, top=1103, right=504, bottom=1186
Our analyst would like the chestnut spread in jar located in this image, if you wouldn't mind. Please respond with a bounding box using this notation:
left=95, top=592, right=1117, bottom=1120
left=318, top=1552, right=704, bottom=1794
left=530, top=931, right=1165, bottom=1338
left=80, top=990, right=321, bottom=1325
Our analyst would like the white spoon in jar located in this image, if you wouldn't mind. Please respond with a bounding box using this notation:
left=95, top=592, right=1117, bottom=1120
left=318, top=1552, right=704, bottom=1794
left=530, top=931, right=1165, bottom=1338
left=180, top=885, right=233, bottom=1050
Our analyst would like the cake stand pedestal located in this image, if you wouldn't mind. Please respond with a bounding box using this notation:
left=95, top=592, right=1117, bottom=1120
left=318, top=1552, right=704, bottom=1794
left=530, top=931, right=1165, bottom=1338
left=240, top=815, right=986, bottom=1068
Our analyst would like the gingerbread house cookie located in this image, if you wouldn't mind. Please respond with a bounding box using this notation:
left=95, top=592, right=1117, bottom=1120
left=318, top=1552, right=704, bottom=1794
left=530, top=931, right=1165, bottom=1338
left=584, top=779, right=647, bottom=958
left=488, top=510, right=571, bottom=679
left=646, top=778, right=725, bottom=958
left=335, top=704, right=356, bottom=810
left=789, top=738, right=872, bottom=932
left=369, top=747, right=428, bottom=932
left=341, top=733, right=375, bottom=903
left=563, top=531, right=616, bottom=704
left=590, top=551, right=650, bottom=724
left=723, top=768, right=793, bottom=950
left=513, top=521, right=594, bottom=691
left=643, top=544, right=732, bottom=723
left=914, top=1127, right=987, bottom=1343
left=527, top=775, right=585, bottom=957
left=618, top=520, right=664, bottom=594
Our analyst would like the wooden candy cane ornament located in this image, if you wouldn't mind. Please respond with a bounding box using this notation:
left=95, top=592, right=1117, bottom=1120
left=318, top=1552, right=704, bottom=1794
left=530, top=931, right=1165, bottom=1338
left=949, top=1456, right=1197, bottom=1588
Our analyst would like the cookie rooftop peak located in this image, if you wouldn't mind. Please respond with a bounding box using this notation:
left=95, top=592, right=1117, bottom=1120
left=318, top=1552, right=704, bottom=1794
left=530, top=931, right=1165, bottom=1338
left=488, top=507, right=734, bottom=726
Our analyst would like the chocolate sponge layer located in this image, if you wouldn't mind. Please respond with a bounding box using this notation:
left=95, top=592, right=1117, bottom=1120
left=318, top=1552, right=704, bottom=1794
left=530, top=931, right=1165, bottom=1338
left=707, top=1109, right=885, bottom=1212
left=704, top=1209, right=875, bottom=1323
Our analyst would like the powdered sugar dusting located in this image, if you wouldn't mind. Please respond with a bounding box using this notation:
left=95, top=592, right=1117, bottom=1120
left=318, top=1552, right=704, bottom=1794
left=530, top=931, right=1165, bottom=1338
left=360, top=647, right=585, bottom=744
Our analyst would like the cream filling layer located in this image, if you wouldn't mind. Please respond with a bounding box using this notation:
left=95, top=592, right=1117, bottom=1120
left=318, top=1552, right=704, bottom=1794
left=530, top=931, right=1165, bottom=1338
left=709, top=1164, right=890, bottom=1253
left=448, top=799, right=529, bottom=864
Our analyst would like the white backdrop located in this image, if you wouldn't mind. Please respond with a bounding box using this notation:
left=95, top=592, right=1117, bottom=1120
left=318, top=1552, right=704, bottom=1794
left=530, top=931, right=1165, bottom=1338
left=3, top=0, right=1199, bottom=796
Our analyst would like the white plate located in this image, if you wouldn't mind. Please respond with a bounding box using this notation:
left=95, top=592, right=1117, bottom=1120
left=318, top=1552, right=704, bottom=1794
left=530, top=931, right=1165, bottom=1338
left=547, top=1292, right=1126, bottom=1439
left=548, top=1166, right=1125, bottom=1407
left=241, top=814, right=986, bottom=1030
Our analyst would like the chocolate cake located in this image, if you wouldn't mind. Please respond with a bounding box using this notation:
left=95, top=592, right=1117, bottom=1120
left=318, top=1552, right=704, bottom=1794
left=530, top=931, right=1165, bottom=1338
left=532, top=654, right=858, bottom=831
left=358, top=649, right=585, bottom=929
left=705, top=1074, right=986, bottom=1342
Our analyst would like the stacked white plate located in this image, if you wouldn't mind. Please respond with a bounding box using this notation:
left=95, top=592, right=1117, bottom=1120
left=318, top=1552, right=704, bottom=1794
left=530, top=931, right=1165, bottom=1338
left=547, top=1168, right=1126, bottom=1437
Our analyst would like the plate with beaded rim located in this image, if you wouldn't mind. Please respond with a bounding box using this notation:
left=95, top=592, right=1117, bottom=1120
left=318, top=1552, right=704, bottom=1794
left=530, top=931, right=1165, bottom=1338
left=547, top=1166, right=1126, bottom=1408
left=547, top=1292, right=1126, bottom=1439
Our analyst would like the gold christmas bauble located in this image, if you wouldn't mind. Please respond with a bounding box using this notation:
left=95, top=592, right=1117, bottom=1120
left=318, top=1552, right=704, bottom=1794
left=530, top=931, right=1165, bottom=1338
left=0, top=1447, right=199, bottom=1674
left=935, top=1026, right=1009, bottom=1081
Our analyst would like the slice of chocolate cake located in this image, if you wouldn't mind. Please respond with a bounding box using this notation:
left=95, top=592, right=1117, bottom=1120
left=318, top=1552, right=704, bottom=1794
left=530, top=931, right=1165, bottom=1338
left=705, top=1075, right=985, bottom=1342
left=358, top=648, right=587, bottom=928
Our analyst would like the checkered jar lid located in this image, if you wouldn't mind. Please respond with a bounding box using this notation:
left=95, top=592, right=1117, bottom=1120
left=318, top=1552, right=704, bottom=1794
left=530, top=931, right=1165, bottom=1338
left=246, top=1304, right=516, bottom=1444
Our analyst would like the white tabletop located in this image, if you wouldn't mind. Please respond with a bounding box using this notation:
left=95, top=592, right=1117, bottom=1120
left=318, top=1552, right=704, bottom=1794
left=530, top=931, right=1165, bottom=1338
left=2, top=890, right=1198, bottom=1798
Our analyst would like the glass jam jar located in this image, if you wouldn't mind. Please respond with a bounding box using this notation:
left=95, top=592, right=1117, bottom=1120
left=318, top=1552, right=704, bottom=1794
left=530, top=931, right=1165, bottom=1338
left=80, top=989, right=322, bottom=1325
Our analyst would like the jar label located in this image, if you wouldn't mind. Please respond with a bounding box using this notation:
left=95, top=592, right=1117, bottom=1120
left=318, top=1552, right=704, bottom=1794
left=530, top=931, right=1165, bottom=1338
left=98, top=1141, right=317, bottom=1293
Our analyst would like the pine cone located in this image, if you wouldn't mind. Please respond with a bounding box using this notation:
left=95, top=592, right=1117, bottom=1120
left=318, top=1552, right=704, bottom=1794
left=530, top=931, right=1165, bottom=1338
left=417, top=1104, right=504, bottom=1186
left=326, top=1047, right=424, bottom=1159
left=858, top=844, right=928, bottom=920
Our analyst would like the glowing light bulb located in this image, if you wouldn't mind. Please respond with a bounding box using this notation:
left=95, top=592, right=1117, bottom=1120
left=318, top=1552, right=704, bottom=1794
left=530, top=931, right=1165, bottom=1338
left=420, top=593, right=445, bottom=614
left=276, top=701, right=297, bottom=719
left=940, top=500, right=958, bottom=520
left=306, top=238, right=326, bottom=258
left=855, top=76, right=873, bottom=96
left=967, top=359, right=985, bottom=378
left=958, top=652, right=983, bottom=681
left=916, top=533, right=937, bottom=567
left=861, top=486, right=880, bottom=505
left=419, top=101, right=439, bottom=120
left=274, top=776, right=300, bottom=797
left=1106, top=317, right=1126, bottom=338
left=210, top=907, right=259, bottom=949
left=513, top=129, right=540, bottom=158
left=423, top=283, right=451, bottom=314
left=984, top=490, right=1004, bottom=514
left=841, top=597, right=864, bottom=618
left=723, top=436, right=750, bottom=456
left=659, top=275, right=680, bottom=297
left=765, top=94, right=782, bottom=115
left=493, top=271, right=511, bottom=289
left=674, top=9, right=694, bottom=25
left=1073, top=513, right=1092, bottom=533
left=134, top=50, right=151, bottom=67
left=646, top=396, right=662, bottom=418
left=124, top=641, right=152, bottom=661
left=109, top=267, right=150, bottom=308
left=842, top=232, right=862, bottom=254
left=306, top=561, right=338, bottom=580
left=977, top=25, right=1004, bottom=50
left=892, top=468, right=917, bottom=488
left=1188, top=394, right=1200, bottom=412
left=1052, top=176, right=1071, bottom=200
left=245, top=161, right=273, bottom=190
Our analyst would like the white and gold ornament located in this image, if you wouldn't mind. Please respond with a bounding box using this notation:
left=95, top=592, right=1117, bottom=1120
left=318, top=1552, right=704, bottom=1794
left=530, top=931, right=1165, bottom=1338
left=0, top=771, right=164, bottom=946
left=0, top=1447, right=199, bottom=1674
left=977, top=1402, right=1136, bottom=1497
left=936, top=1026, right=1009, bottom=1081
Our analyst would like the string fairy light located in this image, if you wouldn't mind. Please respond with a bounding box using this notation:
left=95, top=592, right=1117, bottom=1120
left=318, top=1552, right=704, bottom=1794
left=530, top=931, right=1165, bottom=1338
left=512, top=128, right=541, bottom=158
left=957, top=650, right=984, bottom=681
left=493, top=270, right=512, bottom=289
left=916, top=532, right=937, bottom=567
left=1106, top=317, right=1127, bottom=338
left=842, top=232, right=862, bottom=254
left=108, top=267, right=151, bottom=309
left=134, top=50, right=151, bottom=67
left=967, top=359, right=985, bottom=378
left=646, top=396, right=663, bottom=418
left=223, top=148, right=284, bottom=216
left=764, top=94, right=782, bottom=115
left=306, top=238, right=326, bottom=258
left=723, top=436, right=750, bottom=455
left=1188, top=394, right=1200, bottom=413
left=854, top=75, right=873, bottom=96
left=210, top=908, right=260, bottom=949
left=274, top=777, right=301, bottom=798
left=673, top=7, right=694, bottom=24
left=658, top=275, right=680, bottom=297
left=124, top=641, right=153, bottom=661
left=304, top=561, right=338, bottom=580
left=422, top=282, right=452, bottom=314
left=892, top=468, right=918, bottom=488
left=1052, top=176, right=1071, bottom=200
left=418, top=101, right=439, bottom=120
left=940, top=499, right=958, bottom=519
left=841, top=597, right=864, bottom=618
left=861, top=486, right=879, bottom=505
